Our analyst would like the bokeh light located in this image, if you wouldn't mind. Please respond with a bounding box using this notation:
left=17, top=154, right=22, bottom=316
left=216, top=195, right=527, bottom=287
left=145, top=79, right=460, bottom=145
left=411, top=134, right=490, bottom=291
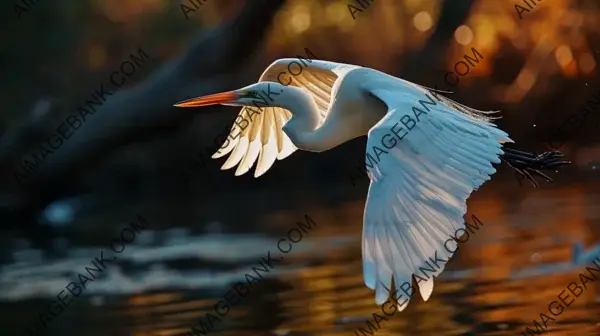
left=516, top=69, right=536, bottom=91
left=290, top=5, right=311, bottom=34
left=413, top=11, right=433, bottom=32
left=555, top=45, right=574, bottom=67
left=455, top=25, right=474, bottom=45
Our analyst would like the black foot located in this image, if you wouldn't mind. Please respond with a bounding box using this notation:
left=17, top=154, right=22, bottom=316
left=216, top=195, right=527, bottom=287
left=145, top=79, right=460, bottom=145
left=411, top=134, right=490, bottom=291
left=502, top=148, right=571, bottom=188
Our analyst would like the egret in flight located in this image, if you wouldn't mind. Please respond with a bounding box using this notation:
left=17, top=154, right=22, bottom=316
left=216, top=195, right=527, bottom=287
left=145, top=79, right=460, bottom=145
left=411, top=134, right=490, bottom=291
left=174, top=59, right=569, bottom=311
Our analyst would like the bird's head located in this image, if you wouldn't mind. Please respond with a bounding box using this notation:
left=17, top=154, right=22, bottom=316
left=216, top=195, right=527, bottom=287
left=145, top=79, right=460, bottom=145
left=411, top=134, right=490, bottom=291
left=173, top=81, right=288, bottom=108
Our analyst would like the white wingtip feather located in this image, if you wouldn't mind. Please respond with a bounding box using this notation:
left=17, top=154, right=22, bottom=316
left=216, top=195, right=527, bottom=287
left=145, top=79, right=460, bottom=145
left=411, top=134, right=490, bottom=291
left=254, top=127, right=279, bottom=178
left=212, top=135, right=238, bottom=159
left=212, top=126, right=240, bottom=159
left=221, top=137, right=248, bottom=170
left=397, top=300, right=409, bottom=312
left=418, top=277, right=434, bottom=301
left=363, top=262, right=377, bottom=290
left=235, top=138, right=261, bottom=176
left=375, top=279, right=391, bottom=305
left=277, top=133, right=296, bottom=160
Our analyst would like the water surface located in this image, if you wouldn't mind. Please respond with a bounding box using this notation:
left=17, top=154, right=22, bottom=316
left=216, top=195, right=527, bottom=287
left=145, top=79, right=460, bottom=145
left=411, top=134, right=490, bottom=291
left=1, top=177, right=600, bottom=336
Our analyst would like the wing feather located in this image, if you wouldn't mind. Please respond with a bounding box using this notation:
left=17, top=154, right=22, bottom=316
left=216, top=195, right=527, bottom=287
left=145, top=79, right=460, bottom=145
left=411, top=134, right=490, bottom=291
left=362, top=87, right=513, bottom=311
left=248, top=106, right=264, bottom=141
left=261, top=110, right=273, bottom=144
left=272, top=109, right=284, bottom=152
left=256, top=126, right=279, bottom=177
left=236, top=136, right=261, bottom=176
left=214, top=59, right=358, bottom=177
left=277, top=110, right=296, bottom=161
left=212, top=120, right=240, bottom=159
left=221, top=137, right=248, bottom=170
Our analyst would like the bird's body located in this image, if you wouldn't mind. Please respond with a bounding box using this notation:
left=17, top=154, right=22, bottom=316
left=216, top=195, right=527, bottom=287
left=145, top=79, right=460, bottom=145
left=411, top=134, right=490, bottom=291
left=174, top=58, right=569, bottom=312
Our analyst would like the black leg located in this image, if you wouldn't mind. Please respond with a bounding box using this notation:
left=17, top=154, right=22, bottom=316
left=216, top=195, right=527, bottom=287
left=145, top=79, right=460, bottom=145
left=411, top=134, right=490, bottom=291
left=503, top=148, right=538, bottom=159
left=501, top=147, right=571, bottom=188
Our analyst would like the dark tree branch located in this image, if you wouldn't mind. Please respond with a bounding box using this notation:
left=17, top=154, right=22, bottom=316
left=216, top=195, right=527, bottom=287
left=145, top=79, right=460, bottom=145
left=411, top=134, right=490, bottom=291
left=401, top=0, right=477, bottom=81
left=2, top=0, right=287, bottom=212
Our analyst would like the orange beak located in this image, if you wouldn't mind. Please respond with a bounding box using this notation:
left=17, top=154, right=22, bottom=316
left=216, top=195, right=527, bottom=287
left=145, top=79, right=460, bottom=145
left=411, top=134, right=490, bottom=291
left=173, top=91, right=239, bottom=108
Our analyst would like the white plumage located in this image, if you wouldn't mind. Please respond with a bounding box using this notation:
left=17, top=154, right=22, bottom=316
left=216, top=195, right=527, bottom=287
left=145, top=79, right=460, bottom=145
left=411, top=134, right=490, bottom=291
left=174, top=59, right=514, bottom=312
left=363, top=89, right=511, bottom=309
left=211, top=59, right=359, bottom=177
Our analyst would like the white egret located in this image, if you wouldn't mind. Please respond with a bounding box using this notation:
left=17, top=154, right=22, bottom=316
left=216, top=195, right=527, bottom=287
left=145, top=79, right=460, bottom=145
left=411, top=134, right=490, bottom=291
left=174, top=59, right=569, bottom=311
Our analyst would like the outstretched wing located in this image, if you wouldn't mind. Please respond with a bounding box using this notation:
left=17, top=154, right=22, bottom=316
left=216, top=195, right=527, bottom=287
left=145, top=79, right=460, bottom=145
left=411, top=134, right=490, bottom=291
left=212, top=58, right=358, bottom=178
left=362, top=86, right=513, bottom=311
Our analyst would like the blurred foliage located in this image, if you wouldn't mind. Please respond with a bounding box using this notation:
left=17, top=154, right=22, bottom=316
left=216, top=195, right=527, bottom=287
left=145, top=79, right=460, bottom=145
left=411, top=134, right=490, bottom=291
left=2, top=0, right=194, bottom=126
left=2, top=0, right=600, bottom=142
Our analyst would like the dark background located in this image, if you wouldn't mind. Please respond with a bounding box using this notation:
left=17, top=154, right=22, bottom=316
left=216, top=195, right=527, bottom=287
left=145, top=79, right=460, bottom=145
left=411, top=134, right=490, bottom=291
left=1, top=0, right=599, bottom=335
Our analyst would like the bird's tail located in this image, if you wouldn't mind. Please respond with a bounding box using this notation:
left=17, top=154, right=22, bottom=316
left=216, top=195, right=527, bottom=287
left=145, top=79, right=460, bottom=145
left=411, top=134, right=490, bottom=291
left=572, top=241, right=583, bottom=263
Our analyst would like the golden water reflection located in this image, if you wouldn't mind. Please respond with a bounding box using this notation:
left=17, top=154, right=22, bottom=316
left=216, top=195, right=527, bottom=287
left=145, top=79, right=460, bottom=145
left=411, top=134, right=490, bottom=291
left=4, top=179, right=600, bottom=336
left=122, top=180, right=599, bottom=336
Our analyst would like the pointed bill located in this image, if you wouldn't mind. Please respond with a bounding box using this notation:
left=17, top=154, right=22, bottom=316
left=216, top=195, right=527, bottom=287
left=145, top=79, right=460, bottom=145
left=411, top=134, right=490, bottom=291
left=174, top=91, right=238, bottom=107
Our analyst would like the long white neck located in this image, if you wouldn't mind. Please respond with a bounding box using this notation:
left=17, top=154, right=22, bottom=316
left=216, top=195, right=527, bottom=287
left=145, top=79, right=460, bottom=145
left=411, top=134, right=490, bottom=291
left=278, top=86, right=362, bottom=152
left=278, top=86, right=321, bottom=132
left=276, top=87, right=325, bottom=152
